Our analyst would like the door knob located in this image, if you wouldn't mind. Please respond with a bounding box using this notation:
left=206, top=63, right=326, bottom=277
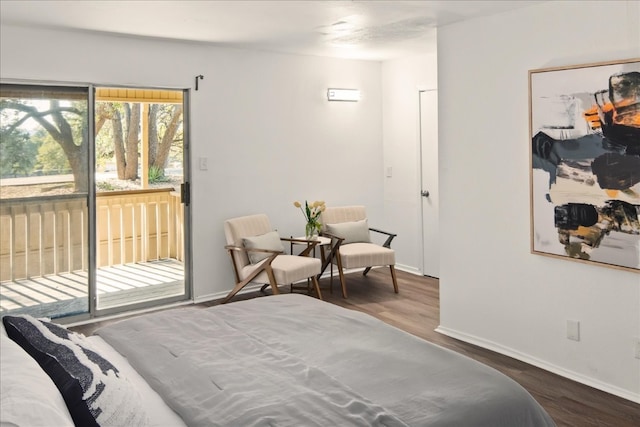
left=421, top=190, right=430, bottom=198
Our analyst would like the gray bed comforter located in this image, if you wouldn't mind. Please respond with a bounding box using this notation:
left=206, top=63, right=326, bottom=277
left=96, top=294, right=555, bottom=427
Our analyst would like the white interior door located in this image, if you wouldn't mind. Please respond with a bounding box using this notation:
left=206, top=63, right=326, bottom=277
left=420, top=90, right=439, bottom=278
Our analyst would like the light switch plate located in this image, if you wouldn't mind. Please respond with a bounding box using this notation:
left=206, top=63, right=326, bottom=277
left=199, top=157, right=208, bottom=171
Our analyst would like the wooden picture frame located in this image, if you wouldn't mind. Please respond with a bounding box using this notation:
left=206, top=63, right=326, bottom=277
left=529, top=58, right=640, bottom=272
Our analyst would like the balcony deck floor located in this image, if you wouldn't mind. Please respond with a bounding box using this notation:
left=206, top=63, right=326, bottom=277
left=0, top=259, right=184, bottom=318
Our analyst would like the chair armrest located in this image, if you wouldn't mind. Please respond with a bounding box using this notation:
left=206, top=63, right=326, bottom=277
left=224, top=245, right=280, bottom=286
left=280, top=237, right=319, bottom=257
left=225, top=244, right=282, bottom=254
left=319, top=231, right=344, bottom=243
left=224, top=244, right=283, bottom=258
left=368, top=228, right=397, bottom=248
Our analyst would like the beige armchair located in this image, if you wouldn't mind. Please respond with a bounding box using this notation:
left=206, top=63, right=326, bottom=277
left=320, top=206, right=398, bottom=298
left=223, top=214, right=322, bottom=303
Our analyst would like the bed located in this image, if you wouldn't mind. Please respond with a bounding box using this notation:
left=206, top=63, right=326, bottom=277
left=1, top=293, right=556, bottom=426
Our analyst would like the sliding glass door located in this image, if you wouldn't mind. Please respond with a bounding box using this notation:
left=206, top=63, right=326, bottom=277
left=0, top=83, right=190, bottom=320
left=0, top=84, right=92, bottom=319
left=93, top=87, right=188, bottom=314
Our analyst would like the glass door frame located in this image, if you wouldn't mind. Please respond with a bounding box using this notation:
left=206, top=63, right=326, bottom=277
left=0, top=79, right=192, bottom=323
left=0, top=80, right=94, bottom=321
left=91, top=85, right=192, bottom=319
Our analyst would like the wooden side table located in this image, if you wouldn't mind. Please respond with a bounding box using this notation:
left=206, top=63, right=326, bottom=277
left=289, top=236, right=332, bottom=296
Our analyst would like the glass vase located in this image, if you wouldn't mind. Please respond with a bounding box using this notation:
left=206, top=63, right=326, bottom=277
left=305, top=222, right=318, bottom=240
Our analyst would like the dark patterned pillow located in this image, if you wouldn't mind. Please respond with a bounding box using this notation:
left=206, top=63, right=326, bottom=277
left=2, top=315, right=149, bottom=427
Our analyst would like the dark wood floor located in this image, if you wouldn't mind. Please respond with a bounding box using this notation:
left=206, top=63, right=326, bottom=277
left=72, top=269, right=640, bottom=426
left=307, top=270, right=640, bottom=427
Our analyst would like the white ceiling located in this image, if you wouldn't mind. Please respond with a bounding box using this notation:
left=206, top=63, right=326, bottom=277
left=0, top=0, right=544, bottom=61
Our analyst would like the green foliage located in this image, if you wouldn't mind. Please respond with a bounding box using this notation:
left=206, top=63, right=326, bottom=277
left=95, top=102, right=119, bottom=160
left=150, top=103, right=183, bottom=166
left=35, top=129, right=71, bottom=174
left=67, top=100, right=88, bottom=147
left=148, top=164, right=168, bottom=183
left=95, top=128, right=115, bottom=160
left=1, top=96, right=89, bottom=192
left=0, top=127, right=39, bottom=177
left=96, top=181, right=115, bottom=191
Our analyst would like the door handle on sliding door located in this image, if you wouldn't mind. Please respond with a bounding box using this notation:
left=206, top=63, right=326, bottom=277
left=181, top=182, right=190, bottom=206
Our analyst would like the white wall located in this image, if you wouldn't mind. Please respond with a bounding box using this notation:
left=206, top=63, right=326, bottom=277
left=0, top=25, right=386, bottom=301
left=437, top=0, right=640, bottom=401
left=381, top=53, right=438, bottom=274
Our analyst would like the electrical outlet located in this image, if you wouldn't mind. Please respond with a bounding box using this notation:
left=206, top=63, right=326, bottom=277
left=566, top=320, right=580, bottom=341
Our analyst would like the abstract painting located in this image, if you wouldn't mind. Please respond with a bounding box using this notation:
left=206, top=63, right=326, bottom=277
left=529, top=58, right=640, bottom=272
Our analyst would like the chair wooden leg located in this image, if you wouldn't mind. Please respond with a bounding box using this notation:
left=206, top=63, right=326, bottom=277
left=329, top=262, right=333, bottom=294
left=329, top=263, right=334, bottom=294
left=223, top=265, right=278, bottom=304
left=266, top=266, right=280, bottom=295
left=311, top=276, right=323, bottom=301
left=335, top=256, right=348, bottom=298
left=390, top=265, right=399, bottom=293
left=221, top=280, right=250, bottom=304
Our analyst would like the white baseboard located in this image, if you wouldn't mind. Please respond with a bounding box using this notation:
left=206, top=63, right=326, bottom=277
left=195, top=266, right=419, bottom=304
left=435, top=325, right=640, bottom=404
left=194, top=272, right=339, bottom=305
left=193, top=283, right=265, bottom=304
left=66, top=299, right=193, bottom=328
left=396, top=264, right=422, bottom=275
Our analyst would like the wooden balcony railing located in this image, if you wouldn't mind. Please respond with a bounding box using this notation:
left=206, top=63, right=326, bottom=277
left=0, top=188, right=184, bottom=282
